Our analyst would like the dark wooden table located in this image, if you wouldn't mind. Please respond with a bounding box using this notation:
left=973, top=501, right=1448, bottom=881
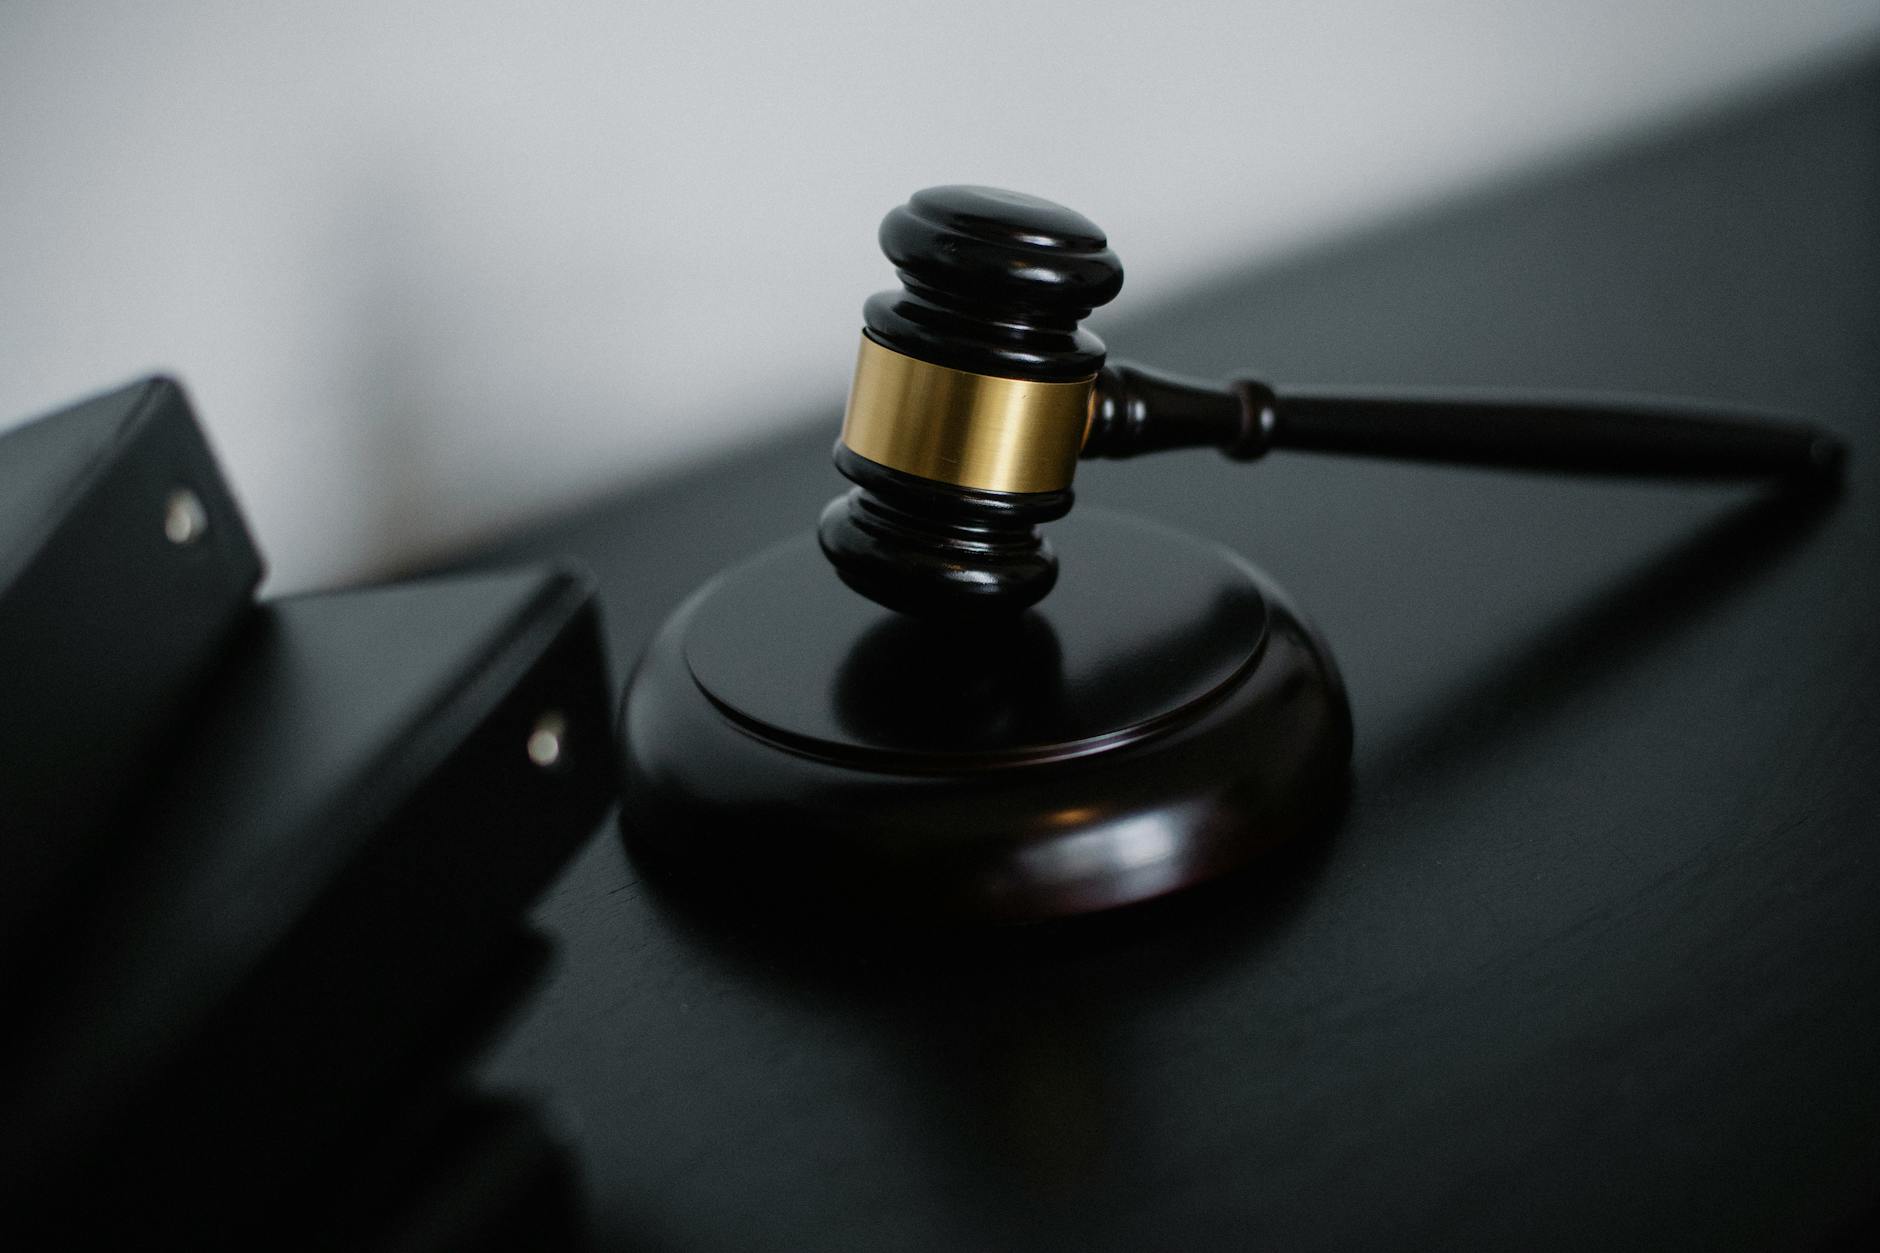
left=459, top=54, right=1880, bottom=1251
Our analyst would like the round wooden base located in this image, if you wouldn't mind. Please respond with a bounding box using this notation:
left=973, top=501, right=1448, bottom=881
left=618, top=508, right=1352, bottom=922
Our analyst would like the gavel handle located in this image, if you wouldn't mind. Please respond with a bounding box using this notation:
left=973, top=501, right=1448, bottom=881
left=1086, top=361, right=1847, bottom=481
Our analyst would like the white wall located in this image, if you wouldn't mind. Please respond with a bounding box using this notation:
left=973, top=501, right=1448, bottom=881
left=3, top=2, right=1876, bottom=590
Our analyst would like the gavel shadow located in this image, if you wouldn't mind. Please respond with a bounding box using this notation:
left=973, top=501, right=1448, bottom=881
left=622, top=482, right=1836, bottom=1245
left=625, top=804, right=1345, bottom=1247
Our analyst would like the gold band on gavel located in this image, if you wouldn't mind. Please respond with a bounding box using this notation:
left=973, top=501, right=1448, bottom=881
left=839, top=334, right=1096, bottom=494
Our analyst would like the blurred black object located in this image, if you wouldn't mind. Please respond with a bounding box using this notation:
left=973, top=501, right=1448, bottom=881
left=0, top=377, right=262, bottom=963
left=312, top=1089, right=592, bottom=1253
left=0, top=385, right=614, bottom=1248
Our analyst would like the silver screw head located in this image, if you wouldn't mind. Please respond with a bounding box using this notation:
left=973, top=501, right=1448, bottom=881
left=528, top=711, right=568, bottom=769
left=164, top=488, right=208, bottom=545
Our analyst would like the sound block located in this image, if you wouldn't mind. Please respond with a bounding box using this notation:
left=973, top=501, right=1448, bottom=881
left=619, top=508, right=1352, bottom=921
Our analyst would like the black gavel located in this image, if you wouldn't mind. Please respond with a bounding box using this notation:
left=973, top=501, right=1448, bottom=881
left=617, top=183, right=1848, bottom=923
left=819, top=185, right=1845, bottom=617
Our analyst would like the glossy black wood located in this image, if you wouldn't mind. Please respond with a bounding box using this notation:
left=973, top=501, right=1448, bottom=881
left=825, top=186, right=1125, bottom=617
left=1086, top=359, right=1265, bottom=460
left=1087, top=359, right=1848, bottom=477
left=865, top=185, right=1124, bottom=382
left=818, top=444, right=1073, bottom=616
left=622, top=509, right=1350, bottom=921
left=458, top=56, right=1880, bottom=1252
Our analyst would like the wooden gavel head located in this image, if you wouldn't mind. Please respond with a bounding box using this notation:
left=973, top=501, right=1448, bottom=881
left=817, top=185, right=1124, bottom=617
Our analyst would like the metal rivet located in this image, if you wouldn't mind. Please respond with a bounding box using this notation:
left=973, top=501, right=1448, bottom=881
left=527, top=711, right=568, bottom=769
left=164, top=488, right=208, bottom=545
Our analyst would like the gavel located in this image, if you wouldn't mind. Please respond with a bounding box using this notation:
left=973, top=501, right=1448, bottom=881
left=618, top=184, right=1846, bottom=923
left=819, top=185, right=1844, bottom=617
